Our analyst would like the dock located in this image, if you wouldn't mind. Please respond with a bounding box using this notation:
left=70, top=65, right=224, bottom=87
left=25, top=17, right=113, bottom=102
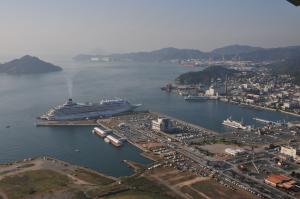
left=96, top=121, right=145, bottom=150
left=94, top=111, right=221, bottom=154
left=35, top=119, right=98, bottom=127
left=36, top=111, right=220, bottom=151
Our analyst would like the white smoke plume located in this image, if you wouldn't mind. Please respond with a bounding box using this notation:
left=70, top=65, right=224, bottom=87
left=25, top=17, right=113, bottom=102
left=66, top=76, right=73, bottom=99
left=64, top=70, right=77, bottom=99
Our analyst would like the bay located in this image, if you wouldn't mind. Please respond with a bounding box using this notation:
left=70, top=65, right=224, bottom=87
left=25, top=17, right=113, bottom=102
left=0, top=61, right=297, bottom=176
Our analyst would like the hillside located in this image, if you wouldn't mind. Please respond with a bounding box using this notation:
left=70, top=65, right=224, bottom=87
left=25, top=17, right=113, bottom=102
left=238, top=46, right=300, bottom=62
left=269, top=57, right=300, bottom=85
left=0, top=55, right=62, bottom=74
left=211, top=45, right=264, bottom=56
left=175, top=66, right=238, bottom=85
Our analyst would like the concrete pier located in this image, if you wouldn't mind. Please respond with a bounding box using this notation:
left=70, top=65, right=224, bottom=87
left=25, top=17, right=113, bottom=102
left=35, top=119, right=98, bottom=127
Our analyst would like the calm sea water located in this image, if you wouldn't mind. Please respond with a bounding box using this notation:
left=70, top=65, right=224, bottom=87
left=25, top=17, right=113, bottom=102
left=0, top=61, right=298, bottom=176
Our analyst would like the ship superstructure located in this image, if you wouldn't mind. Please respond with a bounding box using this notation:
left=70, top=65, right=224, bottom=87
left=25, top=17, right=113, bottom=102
left=40, top=98, right=141, bottom=121
left=222, top=117, right=247, bottom=130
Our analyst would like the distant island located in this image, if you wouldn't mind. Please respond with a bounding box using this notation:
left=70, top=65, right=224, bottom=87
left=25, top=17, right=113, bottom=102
left=175, top=65, right=238, bottom=85
left=74, top=45, right=300, bottom=63
left=0, top=55, right=62, bottom=74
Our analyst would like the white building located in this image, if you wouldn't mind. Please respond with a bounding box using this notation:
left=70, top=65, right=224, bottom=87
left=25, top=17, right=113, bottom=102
left=282, top=101, right=299, bottom=110
left=245, top=98, right=255, bottom=104
left=205, top=86, right=217, bottom=96
left=225, top=148, right=245, bottom=156
left=280, top=146, right=297, bottom=159
left=152, top=118, right=172, bottom=132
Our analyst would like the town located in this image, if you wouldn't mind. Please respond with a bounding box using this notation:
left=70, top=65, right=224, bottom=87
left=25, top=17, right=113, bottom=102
left=163, top=63, right=300, bottom=116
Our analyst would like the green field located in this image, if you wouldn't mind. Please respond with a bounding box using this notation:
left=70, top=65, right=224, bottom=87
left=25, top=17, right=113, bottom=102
left=115, top=176, right=176, bottom=199
left=122, top=176, right=167, bottom=194
left=0, top=170, right=70, bottom=199
left=74, top=168, right=115, bottom=185
left=87, top=176, right=175, bottom=199
left=191, top=179, right=258, bottom=199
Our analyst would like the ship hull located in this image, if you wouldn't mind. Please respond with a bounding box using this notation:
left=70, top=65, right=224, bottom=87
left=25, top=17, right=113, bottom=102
left=222, top=122, right=247, bottom=130
left=42, top=105, right=139, bottom=121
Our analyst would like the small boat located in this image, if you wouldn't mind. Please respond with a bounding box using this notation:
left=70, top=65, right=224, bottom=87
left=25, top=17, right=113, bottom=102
left=74, top=149, right=80, bottom=152
left=6, top=125, right=10, bottom=128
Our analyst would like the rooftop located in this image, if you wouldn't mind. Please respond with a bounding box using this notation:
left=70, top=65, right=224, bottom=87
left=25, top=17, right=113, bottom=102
left=265, top=174, right=292, bottom=185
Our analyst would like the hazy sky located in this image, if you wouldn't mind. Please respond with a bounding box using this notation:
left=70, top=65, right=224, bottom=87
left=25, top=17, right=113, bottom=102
left=0, top=0, right=300, bottom=60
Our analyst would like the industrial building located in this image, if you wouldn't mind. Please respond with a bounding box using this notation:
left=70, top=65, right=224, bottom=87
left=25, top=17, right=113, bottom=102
left=265, top=174, right=296, bottom=189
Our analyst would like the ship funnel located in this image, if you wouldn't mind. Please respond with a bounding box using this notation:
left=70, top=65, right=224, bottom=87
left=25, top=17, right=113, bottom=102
left=66, top=98, right=73, bottom=105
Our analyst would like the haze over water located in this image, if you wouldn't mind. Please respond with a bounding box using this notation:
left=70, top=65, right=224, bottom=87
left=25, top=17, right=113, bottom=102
left=0, top=61, right=298, bottom=176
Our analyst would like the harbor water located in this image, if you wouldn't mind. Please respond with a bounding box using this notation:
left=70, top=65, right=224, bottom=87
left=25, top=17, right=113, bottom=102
left=0, top=61, right=298, bottom=177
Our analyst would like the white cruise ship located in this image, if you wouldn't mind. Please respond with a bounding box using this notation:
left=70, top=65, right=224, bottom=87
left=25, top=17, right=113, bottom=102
left=39, top=98, right=141, bottom=121
left=222, top=117, right=247, bottom=130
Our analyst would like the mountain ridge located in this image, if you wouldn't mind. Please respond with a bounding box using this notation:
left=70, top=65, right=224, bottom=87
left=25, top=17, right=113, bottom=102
left=210, top=44, right=264, bottom=55
left=74, top=45, right=300, bottom=62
